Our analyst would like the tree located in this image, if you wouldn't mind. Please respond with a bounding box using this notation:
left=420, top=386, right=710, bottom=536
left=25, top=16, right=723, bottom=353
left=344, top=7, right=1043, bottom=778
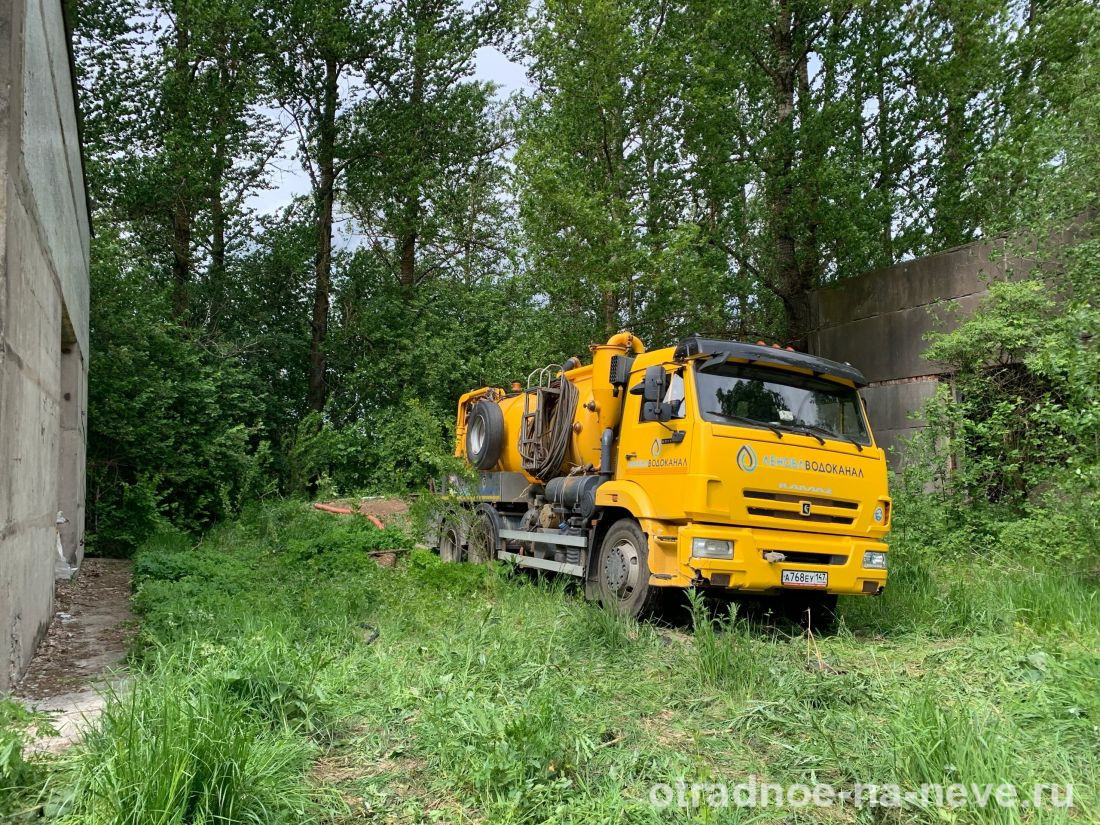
left=673, top=0, right=927, bottom=347
left=913, top=0, right=1013, bottom=249
left=86, top=228, right=268, bottom=554
left=517, top=0, right=687, bottom=351
left=263, top=0, right=382, bottom=411
left=343, top=0, right=519, bottom=292
left=74, top=0, right=278, bottom=322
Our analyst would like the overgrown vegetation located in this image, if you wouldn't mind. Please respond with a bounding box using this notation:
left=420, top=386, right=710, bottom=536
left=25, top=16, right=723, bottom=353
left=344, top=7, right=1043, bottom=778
left=72, top=0, right=1100, bottom=552
left=18, top=0, right=1095, bottom=818
left=10, top=502, right=1095, bottom=823
left=0, top=700, right=52, bottom=819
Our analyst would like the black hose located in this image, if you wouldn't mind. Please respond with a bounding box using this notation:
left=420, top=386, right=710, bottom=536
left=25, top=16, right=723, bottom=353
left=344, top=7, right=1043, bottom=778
left=531, top=376, right=579, bottom=481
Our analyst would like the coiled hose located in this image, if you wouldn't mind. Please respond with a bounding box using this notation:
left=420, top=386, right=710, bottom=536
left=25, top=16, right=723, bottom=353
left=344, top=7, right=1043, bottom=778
left=529, top=376, right=579, bottom=481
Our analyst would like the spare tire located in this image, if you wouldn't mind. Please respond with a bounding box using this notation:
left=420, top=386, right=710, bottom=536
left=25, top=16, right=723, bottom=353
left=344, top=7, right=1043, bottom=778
left=466, top=400, right=505, bottom=470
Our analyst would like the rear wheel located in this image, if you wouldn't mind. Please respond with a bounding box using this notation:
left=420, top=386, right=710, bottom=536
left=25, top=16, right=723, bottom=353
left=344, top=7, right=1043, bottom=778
left=466, top=504, right=500, bottom=564
left=595, top=519, right=661, bottom=618
left=439, top=520, right=466, bottom=563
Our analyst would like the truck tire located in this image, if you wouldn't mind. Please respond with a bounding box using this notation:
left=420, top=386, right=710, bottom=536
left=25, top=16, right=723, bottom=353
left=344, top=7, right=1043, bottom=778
left=595, top=519, right=661, bottom=618
left=466, top=504, right=500, bottom=564
left=466, top=401, right=504, bottom=470
left=439, top=520, right=466, bottom=563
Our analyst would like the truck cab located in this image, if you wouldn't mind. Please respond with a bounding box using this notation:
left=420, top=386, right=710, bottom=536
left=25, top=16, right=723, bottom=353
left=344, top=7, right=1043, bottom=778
left=444, top=334, right=889, bottom=623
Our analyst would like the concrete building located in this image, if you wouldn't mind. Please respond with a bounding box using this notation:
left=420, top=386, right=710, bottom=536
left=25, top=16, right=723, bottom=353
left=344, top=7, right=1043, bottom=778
left=0, top=0, right=90, bottom=692
left=807, top=238, right=1033, bottom=462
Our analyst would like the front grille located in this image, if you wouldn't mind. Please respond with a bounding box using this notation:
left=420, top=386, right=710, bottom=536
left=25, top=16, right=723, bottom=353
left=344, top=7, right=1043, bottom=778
left=744, top=489, right=858, bottom=509
left=762, top=549, right=847, bottom=565
left=743, top=489, right=858, bottom=525
left=747, top=507, right=855, bottom=525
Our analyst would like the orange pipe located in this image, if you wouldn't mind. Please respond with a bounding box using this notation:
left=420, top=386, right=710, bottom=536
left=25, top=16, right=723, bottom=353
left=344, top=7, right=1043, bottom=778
left=312, top=503, right=385, bottom=529
left=314, top=503, right=353, bottom=515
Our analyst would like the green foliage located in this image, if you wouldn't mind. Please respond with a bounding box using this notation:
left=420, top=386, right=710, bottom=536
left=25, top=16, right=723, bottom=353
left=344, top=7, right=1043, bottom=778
left=893, top=0, right=1100, bottom=572
left=74, top=0, right=1098, bottom=547
left=287, top=402, right=462, bottom=496
left=87, top=229, right=271, bottom=555
left=907, top=266, right=1100, bottom=568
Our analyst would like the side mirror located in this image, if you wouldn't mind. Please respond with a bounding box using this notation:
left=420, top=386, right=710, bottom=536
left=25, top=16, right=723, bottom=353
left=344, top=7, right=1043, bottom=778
left=632, top=366, right=672, bottom=422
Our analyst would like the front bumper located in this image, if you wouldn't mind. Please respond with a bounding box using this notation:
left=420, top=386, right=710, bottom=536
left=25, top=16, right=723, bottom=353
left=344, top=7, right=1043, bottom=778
left=649, top=523, right=887, bottom=596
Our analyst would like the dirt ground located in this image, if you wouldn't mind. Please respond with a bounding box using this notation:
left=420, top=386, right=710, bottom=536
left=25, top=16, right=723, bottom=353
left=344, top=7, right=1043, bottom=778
left=316, top=496, right=411, bottom=523
left=14, top=558, right=136, bottom=752
left=356, top=497, right=410, bottom=522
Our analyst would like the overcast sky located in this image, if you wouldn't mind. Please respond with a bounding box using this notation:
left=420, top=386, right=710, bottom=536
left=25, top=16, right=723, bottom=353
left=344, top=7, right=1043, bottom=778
left=246, top=45, right=530, bottom=216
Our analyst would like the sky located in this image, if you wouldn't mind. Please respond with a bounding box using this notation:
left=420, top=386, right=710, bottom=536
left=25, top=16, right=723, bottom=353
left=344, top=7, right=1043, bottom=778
left=246, top=45, right=530, bottom=217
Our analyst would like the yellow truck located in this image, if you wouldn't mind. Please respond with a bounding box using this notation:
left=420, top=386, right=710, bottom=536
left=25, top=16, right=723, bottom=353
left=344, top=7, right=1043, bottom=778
left=440, top=333, right=890, bottom=623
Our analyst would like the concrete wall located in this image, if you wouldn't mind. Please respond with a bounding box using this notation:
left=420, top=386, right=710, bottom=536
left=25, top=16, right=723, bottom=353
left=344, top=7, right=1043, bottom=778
left=807, top=238, right=1033, bottom=462
left=0, top=0, right=90, bottom=693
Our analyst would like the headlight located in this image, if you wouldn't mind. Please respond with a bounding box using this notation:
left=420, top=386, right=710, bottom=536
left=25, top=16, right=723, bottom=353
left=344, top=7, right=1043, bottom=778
left=862, top=551, right=887, bottom=569
left=692, top=538, right=733, bottom=559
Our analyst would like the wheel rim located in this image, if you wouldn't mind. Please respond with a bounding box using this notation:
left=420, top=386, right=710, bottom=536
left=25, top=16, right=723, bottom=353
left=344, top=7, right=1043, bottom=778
left=603, top=537, right=641, bottom=600
left=469, top=416, right=485, bottom=456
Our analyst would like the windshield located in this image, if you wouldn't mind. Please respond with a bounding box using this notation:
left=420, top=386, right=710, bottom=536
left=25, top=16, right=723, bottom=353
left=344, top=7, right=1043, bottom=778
left=695, top=361, right=870, bottom=445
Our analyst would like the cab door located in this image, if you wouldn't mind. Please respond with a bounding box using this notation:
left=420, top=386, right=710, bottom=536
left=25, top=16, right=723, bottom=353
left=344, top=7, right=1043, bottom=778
left=616, top=365, right=694, bottom=519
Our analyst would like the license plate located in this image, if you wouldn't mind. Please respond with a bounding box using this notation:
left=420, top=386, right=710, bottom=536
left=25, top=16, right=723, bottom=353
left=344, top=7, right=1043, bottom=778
left=781, top=569, right=828, bottom=588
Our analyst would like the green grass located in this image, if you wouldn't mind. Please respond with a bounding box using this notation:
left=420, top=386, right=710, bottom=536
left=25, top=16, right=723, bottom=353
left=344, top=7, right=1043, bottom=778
left=54, top=662, right=317, bottom=825
left=12, top=500, right=1098, bottom=824
left=1, top=699, right=54, bottom=819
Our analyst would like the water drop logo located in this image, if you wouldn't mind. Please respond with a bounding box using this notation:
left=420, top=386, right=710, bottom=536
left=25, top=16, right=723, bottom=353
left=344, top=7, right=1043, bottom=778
left=736, top=444, right=757, bottom=473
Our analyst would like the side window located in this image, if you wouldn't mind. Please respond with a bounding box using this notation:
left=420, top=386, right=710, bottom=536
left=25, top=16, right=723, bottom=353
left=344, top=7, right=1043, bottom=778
left=664, top=370, right=686, bottom=419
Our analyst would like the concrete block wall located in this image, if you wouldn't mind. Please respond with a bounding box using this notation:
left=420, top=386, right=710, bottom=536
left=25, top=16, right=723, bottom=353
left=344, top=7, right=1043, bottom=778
left=807, top=238, right=1034, bottom=463
left=0, top=0, right=90, bottom=693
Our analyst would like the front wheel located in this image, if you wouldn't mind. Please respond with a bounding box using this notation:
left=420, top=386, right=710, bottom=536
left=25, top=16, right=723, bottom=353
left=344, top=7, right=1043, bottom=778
left=595, top=519, right=661, bottom=618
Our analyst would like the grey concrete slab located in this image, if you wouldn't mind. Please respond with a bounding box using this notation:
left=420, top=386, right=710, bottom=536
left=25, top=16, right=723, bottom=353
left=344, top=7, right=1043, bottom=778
left=807, top=235, right=1049, bottom=470
left=861, top=380, right=940, bottom=434
left=1, top=0, right=89, bottom=693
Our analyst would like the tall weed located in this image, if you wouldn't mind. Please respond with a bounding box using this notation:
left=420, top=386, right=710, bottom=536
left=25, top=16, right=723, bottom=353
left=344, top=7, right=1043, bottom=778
left=55, top=665, right=317, bottom=825
left=687, top=590, right=762, bottom=695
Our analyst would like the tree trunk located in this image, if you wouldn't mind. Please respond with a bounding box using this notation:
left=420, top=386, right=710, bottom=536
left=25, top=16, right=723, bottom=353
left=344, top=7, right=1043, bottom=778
left=936, top=12, right=969, bottom=248
left=876, top=62, right=894, bottom=268
left=209, top=81, right=228, bottom=331
left=210, top=57, right=229, bottom=293
left=398, top=46, right=425, bottom=289
left=602, top=288, right=618, bottom=336
left=767, top=0, right=812, bottom=349
left=169, top=17, right=192, bottom=321
left=308, top=56, right=338, bottom=412
left=170, top=199, right=192, bottom=320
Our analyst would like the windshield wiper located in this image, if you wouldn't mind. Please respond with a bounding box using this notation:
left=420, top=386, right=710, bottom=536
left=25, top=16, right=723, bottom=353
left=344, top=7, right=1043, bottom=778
left=706, top=410, right=784, bottom=439
left=785, top=422, right=864, bottom=451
